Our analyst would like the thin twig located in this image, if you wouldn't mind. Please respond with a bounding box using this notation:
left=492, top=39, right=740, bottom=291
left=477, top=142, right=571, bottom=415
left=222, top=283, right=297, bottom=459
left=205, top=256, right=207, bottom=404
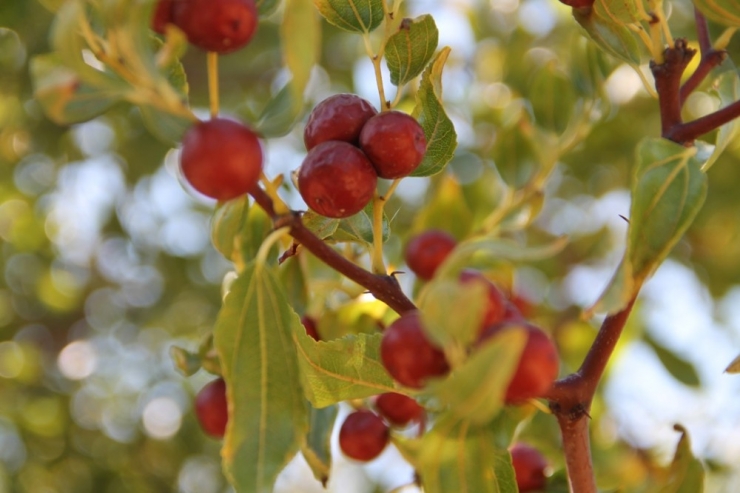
left=680, top=9, right=727, bottom=104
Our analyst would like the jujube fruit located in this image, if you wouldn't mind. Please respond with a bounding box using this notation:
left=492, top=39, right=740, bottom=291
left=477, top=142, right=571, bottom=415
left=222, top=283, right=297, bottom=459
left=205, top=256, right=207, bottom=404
left=359, top=111, right=427, bottom=179
left=172, top=0, right=258, bottom=54
left=298, top=141, right=377, bottom=218
left=338, top=410, right=389, bottom=462
left=510, top=443, right=548, bottom=492
left=304, top=94, right=378, bottom=150
left=459, top=270, right=508, bottom=329
left=380, top=310, right=450, bottom=389
left=152, top=0, right=174, bottom=34
left=180, top=118, right=263, bottom=201
left=479, top=321, right=559, bottom=404
left=195, top=378, right=228, bottom=438
left=404, top=230, right=457, bottom=280
left=375, top=392, right=424, bottom=427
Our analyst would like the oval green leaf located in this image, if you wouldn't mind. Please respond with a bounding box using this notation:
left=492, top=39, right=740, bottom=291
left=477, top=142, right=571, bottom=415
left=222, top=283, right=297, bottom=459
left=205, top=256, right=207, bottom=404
left=312, top=0, right=384, bottom=33
left=385, top=15, right=439, bottom=86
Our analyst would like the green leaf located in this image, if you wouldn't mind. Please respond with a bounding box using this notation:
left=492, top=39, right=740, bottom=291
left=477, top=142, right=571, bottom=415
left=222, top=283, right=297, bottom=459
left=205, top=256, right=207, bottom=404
left=30, top=54, right=123, bottom=125
left=211, top=198, right=274, bottom=269
left=658, top=425, right=705, bottom=493
left=257, top=0, right=282, bottom=16
left=278, top=253, right=309, bottom=315
left=333, top=202, right=390, bottom=244
left=593, top=0, right=650, bottom=25
left=693, top=0, right=740, bottom=28
left=529, top=64, right=577, bottom=134
left=573, top=9, right=643, bottom=65
left=426, top=328, right=527, bottom=425
left=302, top=405, right=338, bottom=485
left=628, top=139, right=707, bottom=280
left=385, top=15, right=439, bottom=86
left=0, top=28, right=26, bottom=73
left=256, top=84, right=305, bottom=138
left=301, top=210, right=340, bottom=239
left=643, top=333, right=701, bottom=387
left=395, top=416, right=517, bottom=493
left=418, top=279, right=489, bottom=350
left=705, top=69, right=740, bottom=171
left=293, top=331, right=396, bottom=408
left=214, top=264, right=308, bottom=493
left=169, top=345, right=202, bottom=377
left=411, top=47, right=457, bottom=177
left=414, top=175, right=473, bottom=239
left=312, top=0, right=384, bottom=33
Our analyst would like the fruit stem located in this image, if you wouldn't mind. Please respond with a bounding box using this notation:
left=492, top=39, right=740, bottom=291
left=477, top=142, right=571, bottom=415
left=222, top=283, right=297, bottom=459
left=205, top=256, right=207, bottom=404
left=207, top=52, right=220, bottom=118
left=260, top=173, right=290, bottom=215
left=363, top=34, right=389, bottom=110
left=371, top=191, right=388, bottom=275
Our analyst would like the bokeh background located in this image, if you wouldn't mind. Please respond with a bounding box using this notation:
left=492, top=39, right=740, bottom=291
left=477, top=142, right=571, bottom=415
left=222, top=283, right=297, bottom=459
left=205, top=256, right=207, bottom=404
left=4, top=0, right=740, bottom=491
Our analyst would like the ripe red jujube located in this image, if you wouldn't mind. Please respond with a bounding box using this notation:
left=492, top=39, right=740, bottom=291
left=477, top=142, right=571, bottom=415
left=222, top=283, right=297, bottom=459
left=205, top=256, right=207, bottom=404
left=172, top=0, right=258, bottom=54
left=338, top=410, right=390, bottom=462
left=375, top=392, right=424, bottom=427
left=298, top=141, right=377, bottom=219
left=380, top=310, right=450, bottom=389
left=510, top=443, right=548, bottom=492
left=404, top=230, right=457, bottom=281
left=195, top=378, right=228, bottom=438
left=304, top=94, right=378, bottom=150
left=151, top=0, right=174, bottom=34
left=180, top=118, right=263, bottom=201
left=459, top=270, right=508, bottom=329
left=359, top=111, right=427, bottom=179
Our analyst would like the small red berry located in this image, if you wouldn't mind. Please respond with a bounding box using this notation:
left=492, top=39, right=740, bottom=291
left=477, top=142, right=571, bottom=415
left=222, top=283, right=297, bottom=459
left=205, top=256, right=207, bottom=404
left=459, top=270, right=508, bottom=329
left=180, top=118, right=264, bottom=201
left=194, top=378, right=228, bottom=438
left=359, top=111, right=427, bottom=179
left=479, top=322, right=559, bottom=404
left=304, top=94, right=378, bottom=151
left=298, top=141, right=377, bottom=219
left=172, top=0, right=258, bottom=54
left=510, top=443, right=548, bottom=492
left=404, top=230, right=457, bottom=281
left=375, top=392, right=424, bottom=427
left=152, top=0, right=174, bottom=34
left=380, top=311, right=450, bottom=389
left=301, top=315, right=320, bottom=341
left=338, top=410, right=390, bottom=462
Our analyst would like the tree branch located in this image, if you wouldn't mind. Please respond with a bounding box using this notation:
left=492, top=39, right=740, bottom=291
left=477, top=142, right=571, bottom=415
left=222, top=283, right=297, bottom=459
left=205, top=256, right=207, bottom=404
left=651, top=39, right=696, bottom=137
left=249, top=186, right=417, bottom=314
left=680, top=9, right=727, bottom=105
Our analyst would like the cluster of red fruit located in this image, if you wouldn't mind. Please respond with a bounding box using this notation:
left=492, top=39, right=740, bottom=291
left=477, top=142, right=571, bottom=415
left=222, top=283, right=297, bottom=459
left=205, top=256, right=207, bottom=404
left=298, top=94, right=427, bottom=218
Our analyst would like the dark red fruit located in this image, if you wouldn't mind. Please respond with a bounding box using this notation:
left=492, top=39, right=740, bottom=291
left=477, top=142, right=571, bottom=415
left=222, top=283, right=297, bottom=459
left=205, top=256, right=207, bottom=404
left=301, top=315, right=320, bottom=341
left=338, top=410, right=390, bottom=462
left=298, top=141, right=377, bottom=218
left=459, top=270, right=507, bottom=329
left=180, top=118, right=263, bottom=201
left=152, top=0, right=174, bottom=34
left=375, top=392, right=424, bottom=427
left=304, top=94, right=378, bottom=151
left=510, top=443, right=548, bottom=492
left=479, top=322, right=559, bottom=404
left=359, top=111, right=426, bottom=179
left=380, top=311, right=450, bottom=389
left=195, top=378, right=228, bottom=438
left=404, top=230, right=457, bottom=281
left=172, top=0, right=258, bottom=54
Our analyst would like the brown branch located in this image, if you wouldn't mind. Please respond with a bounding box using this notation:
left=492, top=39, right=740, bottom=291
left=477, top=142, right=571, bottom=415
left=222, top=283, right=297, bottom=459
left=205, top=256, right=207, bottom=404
left=546, top=298, right=637, bottom=492
left=249, top=186, right=417, bottom=314
left=666, top=99, right=740, bottom=144
left=680, top=9, right=727, bottom=105
left=651, top=39, right=696, bottom=137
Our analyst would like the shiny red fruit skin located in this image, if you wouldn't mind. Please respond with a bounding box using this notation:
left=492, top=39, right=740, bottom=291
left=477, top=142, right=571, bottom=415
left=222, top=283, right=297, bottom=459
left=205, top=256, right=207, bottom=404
left=304, top=94, right=378, bottom=150
left=404, top=230, right=457, bottom=281
left=180, top=118, right=263, bottom=201
left=459, top=270, right=508, bottom=329
left=380, top=311, right=450, bottom=389
left=479, top=322, right=559, bottom=404
left=298, top=141, right=378, bottom=218
left=339, top=410, right=390, bottom=462
left=359, top=111, right=427, bottom=179
left=172, top=0, right=258, bottom=54
left=510, top=443, right=548, bottom=492
left=301, top=315, right=320, bottom=341
left=375, top=392, right=424, bottom=427
left=152, top=0, right=174, bottom=34
left=195, top=378, right=228, bottom=438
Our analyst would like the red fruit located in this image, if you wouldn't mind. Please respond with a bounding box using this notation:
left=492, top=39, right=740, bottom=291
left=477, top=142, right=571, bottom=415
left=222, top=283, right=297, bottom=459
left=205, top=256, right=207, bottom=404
left=339, top=410, right=390, bottom=462
left=298, top=141, right=377, bottom=218
left=301, top=315, right=320, bottom=341
left=172, top=0, right=258, bottom=54
left=380, top=311, right=450, bottom=389
left=195, top=378, right=228, bottom=438
left=479, top=322, right=559, bottom=404
left=404, top=230, right=457, bottom=281
left=510, top=443, right=548, bottom=492
left=152, top=0, right=174, bottom=34
left=304, top=94, right=378, bottom=151
left=359, top=111, right=427, bottom=179
left=180, top=118, right=264, bottom=201
left=375, top=392, right=424, bottom=427
left=459, top=270, right=508, bottom=329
